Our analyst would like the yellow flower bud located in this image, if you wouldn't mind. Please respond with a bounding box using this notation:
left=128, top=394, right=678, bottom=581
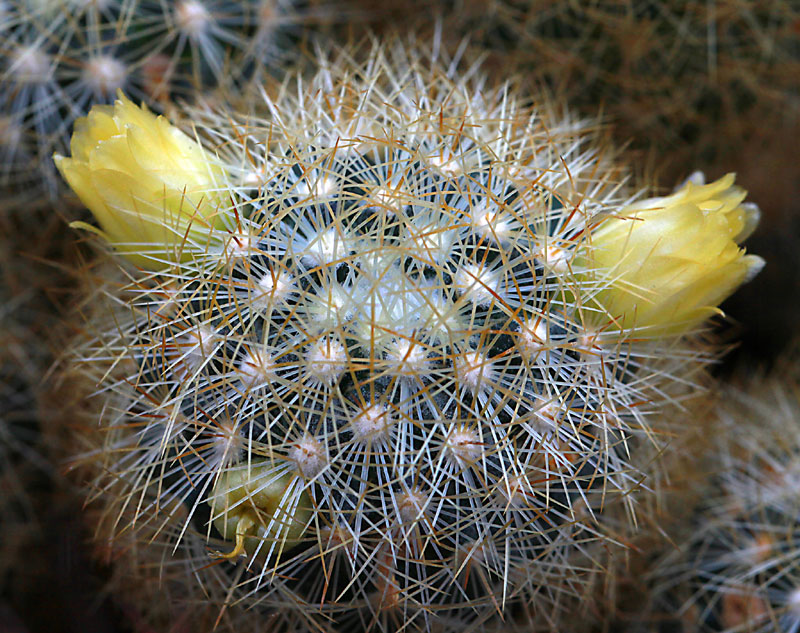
left=54, top=92, right=227, bottom=269
left=209, top=462, right=311, bottom=561
left=581, top=173, right=764, bottom=336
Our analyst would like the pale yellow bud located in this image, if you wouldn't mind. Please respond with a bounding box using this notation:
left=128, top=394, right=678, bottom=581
left=581, top=173, right=764, bottom=336
left=209, top=463, right=311, bottom=560
left=54, top=92, right=227, bottom=269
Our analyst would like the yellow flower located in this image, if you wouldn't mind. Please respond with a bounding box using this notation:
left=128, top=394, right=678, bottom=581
left=581, top=173, right=764, bottom=336
left=54, top=92, right=227, bottom=269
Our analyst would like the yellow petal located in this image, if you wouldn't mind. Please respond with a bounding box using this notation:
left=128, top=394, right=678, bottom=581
left=54, top=93, right=231, bottom=270
left=580, top=173, right=763, bottom=336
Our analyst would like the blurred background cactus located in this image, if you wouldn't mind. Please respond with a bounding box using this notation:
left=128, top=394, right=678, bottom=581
left=613, top=355, right=800, bottom=633
left=0, top=1, right=797, bottom=632
left=0, top=0, right=347, bottom=205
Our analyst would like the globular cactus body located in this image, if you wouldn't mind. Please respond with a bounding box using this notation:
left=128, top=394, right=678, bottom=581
left=56, top=40, right=760, bottom=631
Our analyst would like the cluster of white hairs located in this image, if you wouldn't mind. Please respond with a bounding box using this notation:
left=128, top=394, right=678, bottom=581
left=61, top=40, right=718, bottom=632
left=637, top=365, right=800, bottom=633
left=0, top=0, right=338, bottom=201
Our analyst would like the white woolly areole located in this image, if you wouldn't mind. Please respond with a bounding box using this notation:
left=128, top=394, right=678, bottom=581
left=209, top=418, right=244, bottom=467
left=0, top=117, right=22, bottom=147
left=538, top=243, right=571, bottom=273
left=495, top=474, right=530, bottom=509
left=369, top=184, right=407, bottom=215
left=253, top=270, right=295, bottom=308
left=304, top=336, right=347, bottom=384
left=454, top=350, right=494, bottom=394
left=576, top=329, right=606, bottom=362
left=427, top=152, right=461, bottom=174
left=224, top=232, right=262, bottom=261
left=175, top=0, right=211, bottom=36
left=426, top=294, right=466, bottom=342
left=11, top=46, right=50, bottom=83
left=518, top=320, right=550, bottom=358
left=306, top=284, right=355, bottom=331
left=385, top=339, right=429, bottom=378
left=396, top=489, right=428, bottom=524
left=351, top=404, right=392, bottom=445
left=454, top=263, right=502, bottom=306
left=82, top=55, right=127, bottom=96
left=298, top=228, right=350, bottom=269
left=406, top=220, right=457, bottom=265
left=445, top=427, right=483, bottom=465
left=179, top=325, right=219, bottom=371
left=532, top=399, right=563, bottom=434
left=237, top=349, right=276, bottom=387
left=471, top=207, right=512, bottom=244
left=296, top=175, right=338, bottom=198
left=289, top=437, right=327, bottom=478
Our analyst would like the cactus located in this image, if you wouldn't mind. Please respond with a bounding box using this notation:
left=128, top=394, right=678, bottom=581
left=52, top=38, right=762, bottom=631
left=635, top=361, right=800, bottom=633
left=0, top=236, right=61, bottom=628
left=0, top=312, right=43, bottom=592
